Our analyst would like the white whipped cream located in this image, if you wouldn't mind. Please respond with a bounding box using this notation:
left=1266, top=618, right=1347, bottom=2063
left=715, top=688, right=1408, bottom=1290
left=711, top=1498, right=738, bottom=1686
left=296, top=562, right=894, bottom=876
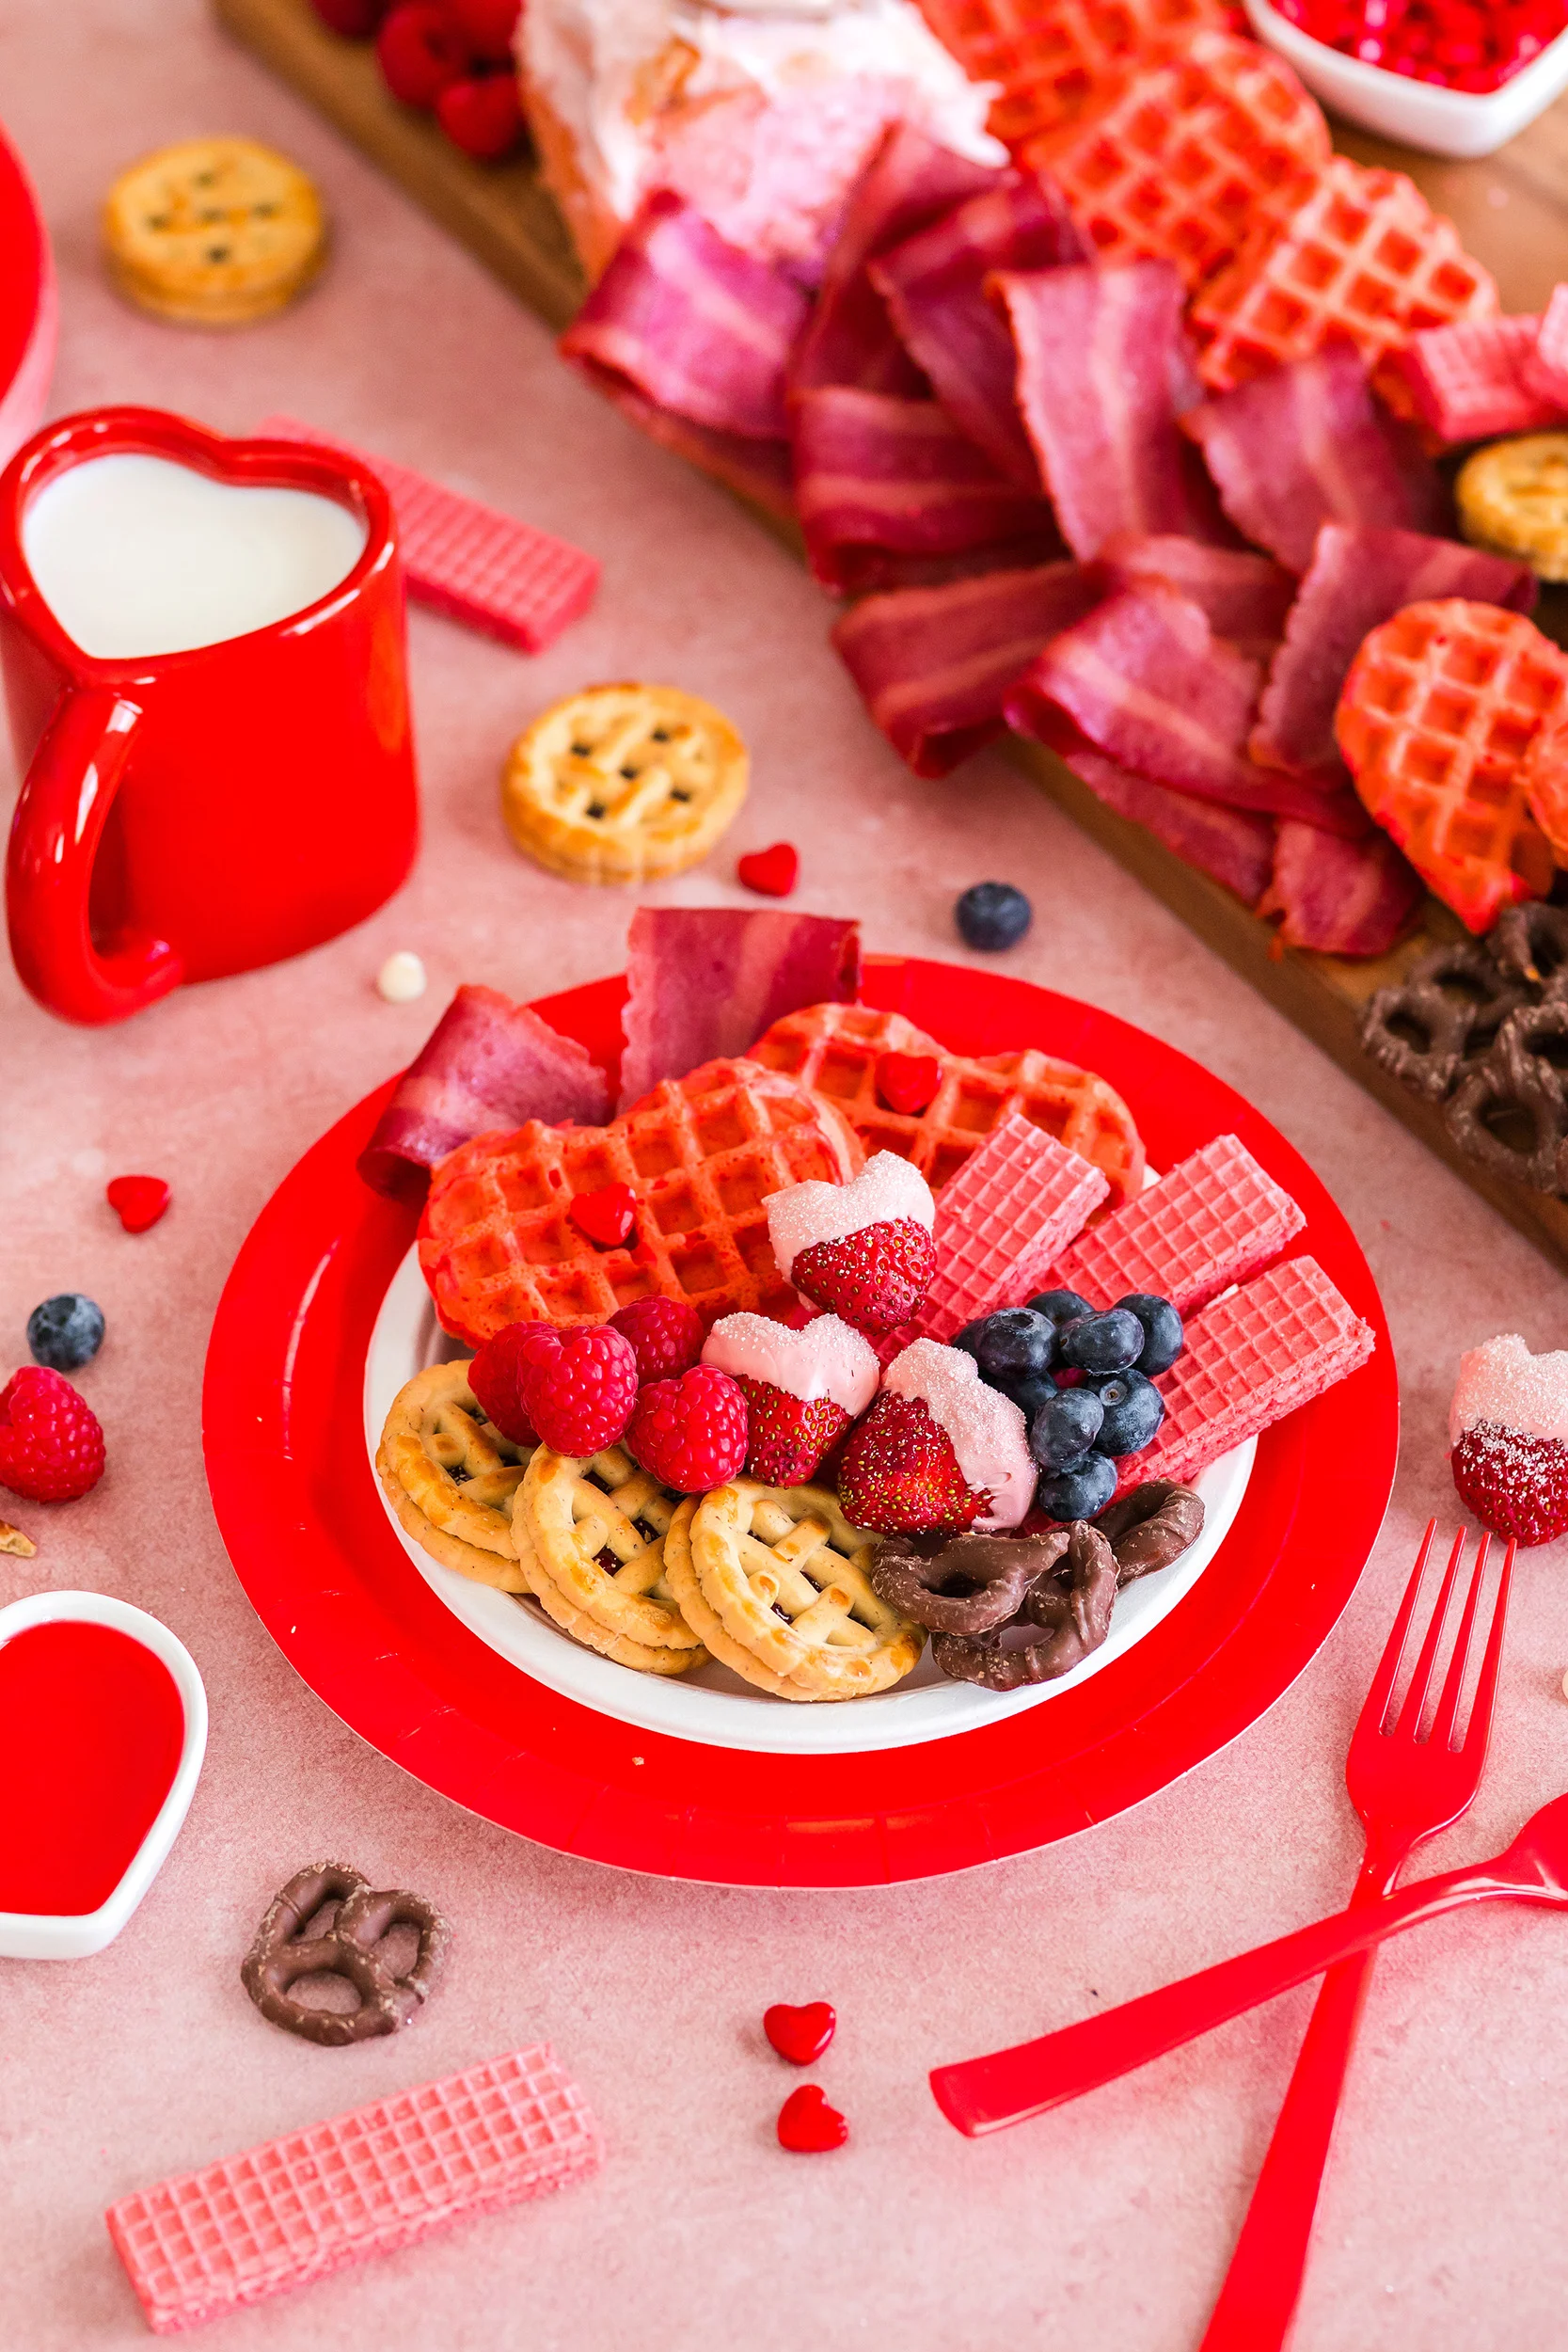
left=702, top=1311, right=880, bottom=1414
left=881, top=1337, right=1034, bottom=1531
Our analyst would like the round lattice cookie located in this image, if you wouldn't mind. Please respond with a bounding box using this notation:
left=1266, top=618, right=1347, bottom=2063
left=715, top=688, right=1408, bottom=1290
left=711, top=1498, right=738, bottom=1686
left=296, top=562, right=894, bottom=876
left=500, top=683, right=749, bottom=886
left=672, top=1482, right=925, bottom=1700
left=1457, top=433, right=1568, bottom=580
left=103, top=136, right=326, bottom=326
left=376, top=1363, right=535, bottom=1593
left=520, top=1444, right=708, bottom=1673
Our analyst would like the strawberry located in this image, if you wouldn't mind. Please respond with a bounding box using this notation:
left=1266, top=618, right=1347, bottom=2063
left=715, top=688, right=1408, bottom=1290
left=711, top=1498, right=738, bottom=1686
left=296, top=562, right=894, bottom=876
left=1452, top=1421, right=1568, bottom=1547
left=436, top=72, right=526, bottom=161
left=515, top=1324, right=639, bottom=1455
left=375, top=3, right=472, bottom=107
left=609, top=1297, right=704, bottom=1383
left=0, top=1368, right=105, bottom=1503
left=836, top=1390, right=982, bottom=1534
left=791, top=1218, right=936, bottom=1338
left=625, top=1365, right=748, bottom=1492
left=731, top=1374, right=850, bottom=1486
left=737, top=842, right=799, bottom=898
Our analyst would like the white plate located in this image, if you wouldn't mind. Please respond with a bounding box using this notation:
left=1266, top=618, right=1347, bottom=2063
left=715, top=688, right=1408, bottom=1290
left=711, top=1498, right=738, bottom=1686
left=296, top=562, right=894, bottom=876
left=364, top=1247, right=1254, bottom=1756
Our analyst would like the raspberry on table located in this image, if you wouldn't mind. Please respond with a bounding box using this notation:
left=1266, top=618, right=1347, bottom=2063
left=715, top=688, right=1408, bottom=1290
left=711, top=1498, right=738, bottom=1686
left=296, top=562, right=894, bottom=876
left=0, top=1367, right=106, bottom=1503
left=609, top=1297, right=704, bottom=1384
left=625, top=1365, right=748, bottom=1492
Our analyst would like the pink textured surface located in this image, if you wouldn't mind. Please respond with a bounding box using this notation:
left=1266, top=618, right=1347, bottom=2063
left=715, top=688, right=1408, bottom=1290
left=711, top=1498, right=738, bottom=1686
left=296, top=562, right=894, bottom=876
left=1047, top=1132, right=1307, bottom=1315
left=8, top=11, right=1568, bottom=2352
left=911, top=1110, right=1108, bottom=1339
left=1397, top=313, right=1561, bottom=440
left=1117, top=1254, right=1377, bottom=1494
left=1525, top=284, right=1568, bottom=405
left=257, top=412, right=599, bottom=652
left=106, top=2045, right=599, bottom=2334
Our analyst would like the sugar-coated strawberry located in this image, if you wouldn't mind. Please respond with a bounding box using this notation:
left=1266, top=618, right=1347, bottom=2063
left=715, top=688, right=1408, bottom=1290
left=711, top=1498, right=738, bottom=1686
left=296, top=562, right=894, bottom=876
left=626, top=1365, right=748, bottom=1492
left=0, top=1368, right=105, bottom=1503
left=516, top=1325, right=639, bottom=1456
left=436, top=72, right=526, bottom=161
left=610, top=1296, right=704, bottom=1384
left=792, top=1218, right=936, bottom=1338
left=1452, top=1420, right=1568, bottom=1547
left=837, top=1389, right=981, bottom=1534
left=375, top=3, right=472, bottom=106
left=467, top=1321, right=546, bottom=1444
left=441, top=0, right=521, bottom=61
left=731, top=1373, right=850, bottom=1487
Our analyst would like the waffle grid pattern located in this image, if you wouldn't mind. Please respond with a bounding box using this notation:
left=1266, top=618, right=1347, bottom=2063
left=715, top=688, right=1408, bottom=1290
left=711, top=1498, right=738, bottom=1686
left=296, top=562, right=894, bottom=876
left=916, top=0, right=1234, bottom=151
left=106, top=2047, right=600, bottom=2335
left=1189, top=157, right=1498, bottom=395
left=419, top=1058, right=859, bottom=1344
left=1117, top=1254, right=1374, bottom=1494
left=1393, top=314, right=1560, bottom=443
left=748, top=1002, right=1147, bottom=1205
left=1338, top=600, right=1565, bottom=932
left=1047, top=1134, right=1306, bottom=1316
left=1038, top=33, right=1330, bottom=288
left=913, top=1111, right=1109, bottom=1338
left=258, top=415, right=599, bottom=652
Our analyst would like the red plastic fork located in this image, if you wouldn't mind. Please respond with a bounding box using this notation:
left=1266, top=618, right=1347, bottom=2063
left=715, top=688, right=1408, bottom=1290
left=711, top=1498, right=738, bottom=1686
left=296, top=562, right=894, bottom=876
left=931, top=1526, right=1513, bottom=2178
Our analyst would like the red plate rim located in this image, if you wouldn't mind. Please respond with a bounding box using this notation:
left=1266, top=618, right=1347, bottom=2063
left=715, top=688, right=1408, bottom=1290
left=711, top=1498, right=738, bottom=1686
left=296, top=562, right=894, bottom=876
left=202, top=955, right=1398, bottom=1888
left=0, top=122, right=54, bottom=461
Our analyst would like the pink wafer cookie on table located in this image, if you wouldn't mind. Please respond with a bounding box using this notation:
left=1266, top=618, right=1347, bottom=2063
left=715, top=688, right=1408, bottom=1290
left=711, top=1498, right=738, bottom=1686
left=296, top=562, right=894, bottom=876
left=1391, top=315, right=1561, bottom=444
left=257, top=415, right=598, bottom=652
left=1114, top=1254, right=1374, bottom=1495
left=1044, top=1134, right=1305, bottom=1317
left=106, top=2044, right=600, bottom=2334
left=911, top=1111, right=1109, bottom=1341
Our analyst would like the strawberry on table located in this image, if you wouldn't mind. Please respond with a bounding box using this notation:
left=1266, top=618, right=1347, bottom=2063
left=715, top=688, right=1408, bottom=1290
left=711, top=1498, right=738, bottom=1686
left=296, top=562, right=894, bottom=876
left=702, top=1311, right=879, bottom=1486
left=1449, top=1331, right=1568, bottom=1546
left=766, top=1151, right=937, bottom=1337
left=837, top=1338, right=1035, bottom=1534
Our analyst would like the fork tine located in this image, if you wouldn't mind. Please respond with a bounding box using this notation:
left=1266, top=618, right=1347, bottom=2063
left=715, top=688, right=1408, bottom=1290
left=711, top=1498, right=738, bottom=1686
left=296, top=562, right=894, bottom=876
left=1393, top=1527, right=1467, bottom=1740
left=1429, top=1532, right=1489, bottom=1750
left=1456, top=1535, right=1515, bottom=1756
left=1356, top=1518, right=1436, bottom=1740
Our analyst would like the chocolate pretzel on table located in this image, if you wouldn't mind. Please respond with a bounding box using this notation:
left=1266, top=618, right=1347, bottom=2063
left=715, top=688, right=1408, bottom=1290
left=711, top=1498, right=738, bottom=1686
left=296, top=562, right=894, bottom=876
left=241, top=1862, right=449, bottom=2047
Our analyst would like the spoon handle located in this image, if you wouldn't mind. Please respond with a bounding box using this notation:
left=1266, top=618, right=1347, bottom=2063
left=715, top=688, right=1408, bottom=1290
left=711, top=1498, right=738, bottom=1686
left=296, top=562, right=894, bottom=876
left=930, top=1861, right=1524, bottom=2137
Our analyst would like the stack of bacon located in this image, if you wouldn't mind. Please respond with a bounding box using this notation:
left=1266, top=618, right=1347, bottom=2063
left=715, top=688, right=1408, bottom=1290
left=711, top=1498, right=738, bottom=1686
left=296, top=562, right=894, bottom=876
left=558, top=28, right=1526, bottom=961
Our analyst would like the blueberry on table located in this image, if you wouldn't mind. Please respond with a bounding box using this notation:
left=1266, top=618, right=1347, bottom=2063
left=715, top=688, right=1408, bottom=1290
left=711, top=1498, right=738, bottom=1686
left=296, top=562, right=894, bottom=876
left=1037, top=1453, right=1117, bottom=1521
left=1026, top=1288, right=1094, bottom=1329
left=26, top=1294, right=105, bottom=1372
left=971, top=1307, right=1056, bottom=1383
left=1058, top=1307, right=1145, bottom=1376
left=1030, top=1385, right=1104, bottom=1470
left=1114, top=1292, right=1184, bottom=1377
left=1092, top=1370, right=1165, bottom=1457
left=955, top=882, right=1032, bottom=951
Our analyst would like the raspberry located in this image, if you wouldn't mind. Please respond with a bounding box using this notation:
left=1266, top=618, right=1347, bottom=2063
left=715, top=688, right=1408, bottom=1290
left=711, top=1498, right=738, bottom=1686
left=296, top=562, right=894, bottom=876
left=442, top=0, right=521, bottom=61
left=514, top=1325, right=639, bottom=1457
left=0, top=1368, right=105, bottom=1503
left=732, top=1374, right=851, bottom=1486
left=467, top=1322, right=546, bottom=1444
left=625, top=1366, right=748, bottom=1492
left=436, top=72, right=526, bottom=160
left=1452, top=1421, right=1568, bottom=1546
left=609, top=1297, right=704, bottom=1384
left=837, top=1390, right=980, bottom=1534
left=375, top=3, right=472, bottom=107
left=792, top=1219, right=937, bottom=1338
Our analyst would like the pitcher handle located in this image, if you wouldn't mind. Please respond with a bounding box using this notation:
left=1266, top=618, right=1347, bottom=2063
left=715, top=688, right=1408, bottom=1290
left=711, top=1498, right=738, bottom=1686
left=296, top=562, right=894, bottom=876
left=5, top=686, right=182, bottom=1025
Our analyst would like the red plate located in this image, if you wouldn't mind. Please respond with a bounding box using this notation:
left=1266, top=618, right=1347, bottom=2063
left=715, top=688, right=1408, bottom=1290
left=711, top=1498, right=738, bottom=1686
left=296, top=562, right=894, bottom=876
left=0, top=122, right=55, bottom=469
left=203, top=957, right=1397, bottom=1887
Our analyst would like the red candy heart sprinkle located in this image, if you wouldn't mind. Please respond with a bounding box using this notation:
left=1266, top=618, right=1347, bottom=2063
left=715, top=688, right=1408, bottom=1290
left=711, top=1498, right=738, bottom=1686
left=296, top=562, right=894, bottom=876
left=568, top=1183, right=637, bottom=1248
left=737, top=843, right=800, bottom=898
left=106, top=1176, right=170, bottom=1235
left=876, top=1051, right=942, bottom=1116
left=765, top=2001, right=836, bottom=2064
left=777, top=2084, right=848, bottom=2153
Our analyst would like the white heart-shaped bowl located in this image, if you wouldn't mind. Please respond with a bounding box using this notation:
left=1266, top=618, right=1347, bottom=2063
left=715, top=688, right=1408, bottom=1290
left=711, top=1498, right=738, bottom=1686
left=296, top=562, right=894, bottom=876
left=1245, top=0, right=1568, bottom=157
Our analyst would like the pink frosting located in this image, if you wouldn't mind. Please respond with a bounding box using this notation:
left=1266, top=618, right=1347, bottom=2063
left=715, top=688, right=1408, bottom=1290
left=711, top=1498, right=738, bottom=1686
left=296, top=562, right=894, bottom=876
left=1449, top=1332, right=1568, bottom=1447
left=701, top=1312, right=880, bottom=1417
left=765, top=1150, right=935, bottom=1277
left=880, top=1337, right=1034, bottom=1530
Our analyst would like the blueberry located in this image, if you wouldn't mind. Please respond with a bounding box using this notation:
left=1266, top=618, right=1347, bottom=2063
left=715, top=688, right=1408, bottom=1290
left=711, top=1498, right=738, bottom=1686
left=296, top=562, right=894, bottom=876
left=1030, top=1385, right=1104, bottom=1471
left=1115, top=1292, right=1185, bottom=1377
left=1026, top=1288, right=1094, bottom=1330
left=1036, top=1452, right=1117, bottom=1521
left=955, top=882, right=1032, bottom=952
left=27, top=1293, right=104, bottom=1372
left=1006, top=1372, right=1061, bottom=1422
left=971, top=1307, right=1056, bottom=1384
left=1092, top=1370, right=1165, bottom=1457
left=952, top=1320, right=990, bottom=1364
left=1058, top=1307, right=1145, bottom=1377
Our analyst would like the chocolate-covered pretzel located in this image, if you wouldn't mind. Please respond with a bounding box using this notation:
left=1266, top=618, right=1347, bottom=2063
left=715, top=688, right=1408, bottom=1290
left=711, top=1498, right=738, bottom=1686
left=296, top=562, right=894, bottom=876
left=870, top=1529, right=1069, bottom=1633
left=1093, top=1481, right=1206, bottom=1582
left=1491, top=901, right=1568, bottom=995
left=1447, top=1031, right=1567, bottom=1194
left=241, top=1861, right=450, bottom=2047
left=1361, top=939, right=1524, bottom=1104
left=932, top=1523, right=1117, bottom=1691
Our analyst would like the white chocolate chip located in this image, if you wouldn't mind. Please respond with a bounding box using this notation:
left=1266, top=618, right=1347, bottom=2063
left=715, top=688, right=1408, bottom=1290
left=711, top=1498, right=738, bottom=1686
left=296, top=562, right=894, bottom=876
left=376, top=950, right=427, bottom=1004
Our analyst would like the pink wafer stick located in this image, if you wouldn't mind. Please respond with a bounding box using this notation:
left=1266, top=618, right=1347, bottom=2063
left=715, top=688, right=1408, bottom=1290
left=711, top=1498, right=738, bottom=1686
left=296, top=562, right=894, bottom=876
left=106, top=2044, right=600, bottom=2334
left=912, top=1113, right=1108, bottom=1341
left=257, top=415, right=599, bottom=652
left=1114, top=1254, right=1374, bottom=1496
left=1525, top=284, right=1568, bottom=407
left=1393, top=315, right=1561, bottom=443
left=1043, top=1134, right=1304, bottom=1319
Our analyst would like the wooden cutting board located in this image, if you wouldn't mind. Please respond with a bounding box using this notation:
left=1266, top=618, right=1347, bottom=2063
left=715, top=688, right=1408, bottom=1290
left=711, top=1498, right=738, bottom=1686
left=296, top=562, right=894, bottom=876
left=214, top=0, right=1568, bottom=1268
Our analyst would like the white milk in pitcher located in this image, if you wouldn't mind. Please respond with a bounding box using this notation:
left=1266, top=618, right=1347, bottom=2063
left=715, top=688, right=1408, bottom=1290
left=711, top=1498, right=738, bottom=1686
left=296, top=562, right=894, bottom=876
left=21, top=452, right=368, bottom=660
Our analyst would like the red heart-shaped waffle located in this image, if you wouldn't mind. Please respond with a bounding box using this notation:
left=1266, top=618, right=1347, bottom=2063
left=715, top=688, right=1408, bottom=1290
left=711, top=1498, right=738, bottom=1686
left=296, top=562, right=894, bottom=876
left=106, top=1175, right=170, bottom=1234
left=737, top=843, right=800, bottom=898
left=764, top=2001, right=836, bottom=2064
left=777, top=2084, right=848, bottom=2153
left=420, top=1057, right=863, bottom=1346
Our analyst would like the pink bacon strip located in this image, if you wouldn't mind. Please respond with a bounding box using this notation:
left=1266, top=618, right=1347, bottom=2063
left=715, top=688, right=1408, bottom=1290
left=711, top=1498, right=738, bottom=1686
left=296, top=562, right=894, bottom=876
left=1115, top=1253, right=1375, bottom=1494
left=257, top=416, right=598, bottom=654
left=1046, top=1133, right=1306, bottom=1317
left=106, top=2046, right=600, bottom=2335
left=912, top=1112, right=1109, bottom=1341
